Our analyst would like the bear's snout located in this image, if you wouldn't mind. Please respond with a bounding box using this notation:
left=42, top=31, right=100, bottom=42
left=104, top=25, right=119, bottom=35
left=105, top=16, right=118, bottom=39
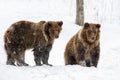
left=91, top=37, right=95, bottom=40
left=55, top=35, right=59, bottom=38
left=85, top=59, right=91, bottom=67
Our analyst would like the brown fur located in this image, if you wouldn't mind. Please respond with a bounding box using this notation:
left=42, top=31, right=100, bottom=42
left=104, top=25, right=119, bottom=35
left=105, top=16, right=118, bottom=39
left=4, top=20, right=63, bottom=66
left=64, top=23, right=100, bottom=67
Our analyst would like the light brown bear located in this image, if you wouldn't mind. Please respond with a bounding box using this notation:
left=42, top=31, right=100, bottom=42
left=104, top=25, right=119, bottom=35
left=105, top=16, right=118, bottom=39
left=4, top=20, right=63, bottom=66
left=64, top=23, right=100, bottom=67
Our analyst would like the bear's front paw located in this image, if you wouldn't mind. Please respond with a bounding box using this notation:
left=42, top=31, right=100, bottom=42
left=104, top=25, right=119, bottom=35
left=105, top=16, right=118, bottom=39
left=47, top=64, right=52, bottom=66
left=43, top=63, right=53, bottom=66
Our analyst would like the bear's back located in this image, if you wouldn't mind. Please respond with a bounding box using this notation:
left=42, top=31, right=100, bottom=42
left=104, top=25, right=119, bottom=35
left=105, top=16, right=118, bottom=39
left=4, top=21, right=43, bottom=49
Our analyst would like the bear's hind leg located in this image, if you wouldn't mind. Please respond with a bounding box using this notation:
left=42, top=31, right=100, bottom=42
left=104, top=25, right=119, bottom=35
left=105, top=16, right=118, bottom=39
left=4, top=43, right=15, bottom=66
left=16, top=50, right=28, bottom=66
left=68, top=55, right=77, bottom=65
left=7, top=54, right=15, bottom=66
left=65, top=52, right=77, bottom=65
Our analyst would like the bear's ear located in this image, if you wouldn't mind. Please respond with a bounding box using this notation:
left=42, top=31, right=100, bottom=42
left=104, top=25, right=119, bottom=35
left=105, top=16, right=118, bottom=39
left=57, top=21, right=63, bottom=27
left=45, top=22, right=52, bottom=31
left=84, top=22, right=89, bottom=29
left=96, top=24, right=101, bottom=28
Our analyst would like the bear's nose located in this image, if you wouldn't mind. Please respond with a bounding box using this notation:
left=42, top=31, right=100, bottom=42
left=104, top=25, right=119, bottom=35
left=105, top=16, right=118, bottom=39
left=85, top=59, right=91, bottom=67
left=91, top=37, right=95, bottom=40
left=55, top=35, right=59, bottom=38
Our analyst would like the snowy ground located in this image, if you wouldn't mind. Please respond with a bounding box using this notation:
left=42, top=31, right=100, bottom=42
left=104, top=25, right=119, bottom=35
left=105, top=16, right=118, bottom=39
left=0, top=0, right=120, bottom=80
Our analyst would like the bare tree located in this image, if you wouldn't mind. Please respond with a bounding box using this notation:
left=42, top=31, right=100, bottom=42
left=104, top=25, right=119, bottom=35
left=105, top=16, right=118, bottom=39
left=76, top=0, right=84, bottom=26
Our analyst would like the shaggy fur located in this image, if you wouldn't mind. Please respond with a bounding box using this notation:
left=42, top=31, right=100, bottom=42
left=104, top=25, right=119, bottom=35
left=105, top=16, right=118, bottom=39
left=4, top=20, right=63, bottom=66
left=64, top=23, right=100, bottom=67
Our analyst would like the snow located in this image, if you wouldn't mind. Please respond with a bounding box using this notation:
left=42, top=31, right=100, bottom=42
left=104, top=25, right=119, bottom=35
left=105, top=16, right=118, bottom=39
left=0, top=0, right=120, bottom=80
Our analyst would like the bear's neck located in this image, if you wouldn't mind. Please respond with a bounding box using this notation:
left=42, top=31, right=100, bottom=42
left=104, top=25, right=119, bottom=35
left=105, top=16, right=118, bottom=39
left=44, top=30, right=55, bottom=45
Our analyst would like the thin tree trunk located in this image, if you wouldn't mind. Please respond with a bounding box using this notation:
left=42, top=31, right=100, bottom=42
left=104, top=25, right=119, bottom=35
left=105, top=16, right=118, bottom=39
left=76, top=0, right=84, bottom=26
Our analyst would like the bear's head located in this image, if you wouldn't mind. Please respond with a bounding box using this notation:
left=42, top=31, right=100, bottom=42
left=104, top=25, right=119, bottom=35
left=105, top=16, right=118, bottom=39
left=82, top=23, right=101, bottom=43
left=44, top=21, right=63, bottom=39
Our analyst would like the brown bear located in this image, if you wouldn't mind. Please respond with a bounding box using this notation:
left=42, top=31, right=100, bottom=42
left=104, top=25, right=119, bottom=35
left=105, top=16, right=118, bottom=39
left=64, top=23, right=100, bottom=67
left=4, top=20, right=63, bottom=66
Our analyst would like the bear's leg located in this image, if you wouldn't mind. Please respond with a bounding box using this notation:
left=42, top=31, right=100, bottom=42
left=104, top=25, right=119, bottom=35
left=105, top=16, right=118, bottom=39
left=16, top=50, right=29, bottom=66
left=33, top=47, right=43, bottom=66
left=4, top=43, right=15, bottom=66
left=34, top=52, right=42, bottom=66
left=64, top=51, right=69, bottom=65
left=6, top=54, right=15, bottom=66
left=42, top=45, right=52, bottom=66
left=91, top=48, right=100, bottom=67
left=42, top=51, right=52, bottom=66
left=65, top=52, right=77, bottom=65
left=68, top=55, right=77, bottom=65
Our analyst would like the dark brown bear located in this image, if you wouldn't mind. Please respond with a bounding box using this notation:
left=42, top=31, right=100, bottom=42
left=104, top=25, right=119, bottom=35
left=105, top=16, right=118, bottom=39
left=4, top=20, right=63, bottom=66
left=64, top=23, right=100, bottom=67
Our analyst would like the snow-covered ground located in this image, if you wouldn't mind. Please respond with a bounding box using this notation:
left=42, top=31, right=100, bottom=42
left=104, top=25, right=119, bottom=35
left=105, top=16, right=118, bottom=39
left=0, top=0, right=120, bottom=80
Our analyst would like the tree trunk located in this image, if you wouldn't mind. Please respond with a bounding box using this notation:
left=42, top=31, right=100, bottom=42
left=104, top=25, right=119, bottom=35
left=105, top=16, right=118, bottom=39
left=76, top=0, right=84, bottom=26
